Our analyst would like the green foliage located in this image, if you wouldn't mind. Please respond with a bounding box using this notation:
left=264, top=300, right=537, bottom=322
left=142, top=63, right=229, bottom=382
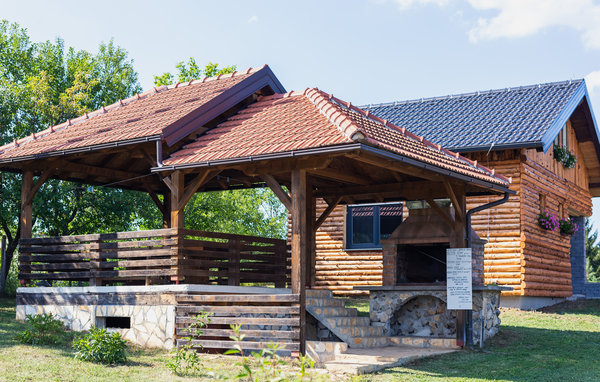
left=185, top=188, right=287, bottom=239
left=153, top=58, right=236, bottom=86
left=16, top=313, right=68, bottom=345
left=166, top=312, right=211, bottom=376
left=553, top=144, right=577, bottom=168
left=586, top=218, right=600, bottom=282
left=72, top=327, right=127, bottom=364
left=226, top=324, right=326, bottom=381
left=0, top=20, right=151, bottom=286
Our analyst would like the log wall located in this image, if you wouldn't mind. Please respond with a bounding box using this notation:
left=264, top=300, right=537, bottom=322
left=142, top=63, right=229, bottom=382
left=312, top=119, right=594, bottom=298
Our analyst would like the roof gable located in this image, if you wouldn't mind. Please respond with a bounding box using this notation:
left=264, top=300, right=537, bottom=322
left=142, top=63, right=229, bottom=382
left=363, top=80, right=590, bottom=152
left=160, top=88, right=509, bottom=188
left=0, top=65, right=284, bottom=163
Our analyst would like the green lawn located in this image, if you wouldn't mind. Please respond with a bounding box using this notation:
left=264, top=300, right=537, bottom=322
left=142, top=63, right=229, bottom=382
left=1, top=297, right=600, bottom=381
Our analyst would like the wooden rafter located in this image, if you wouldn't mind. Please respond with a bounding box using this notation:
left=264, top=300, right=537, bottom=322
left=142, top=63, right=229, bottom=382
left=59, top=161, right=145, bottom=183
left=425, top=198, right=454, bottom=228
left=308, top=168, right=370, bottom=185
left=315, top=181, right=445, bottom=200
left=261, top=174, right=291, bottom=211
left=444, top=182, right=464, bottom=222
left=315, top=196, right=342, bottom=230
left=177, top=170, right=220, bottom=211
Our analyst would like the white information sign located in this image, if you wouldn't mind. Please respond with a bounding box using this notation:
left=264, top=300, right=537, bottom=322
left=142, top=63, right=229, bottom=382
left=446, top=248, right=473, bottom=310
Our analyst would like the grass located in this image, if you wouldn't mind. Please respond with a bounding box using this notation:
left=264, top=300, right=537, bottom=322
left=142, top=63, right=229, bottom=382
left=1, top=297, right=600, bottom=381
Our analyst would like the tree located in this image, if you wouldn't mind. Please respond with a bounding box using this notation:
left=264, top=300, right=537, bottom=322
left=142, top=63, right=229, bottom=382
left=154, top=60, right=287, bottom=239
left=153, top=58, right=236, bottom=86
left=0, top=20, right=156, bottom=289
left=586, top=218, right=600, bottom=282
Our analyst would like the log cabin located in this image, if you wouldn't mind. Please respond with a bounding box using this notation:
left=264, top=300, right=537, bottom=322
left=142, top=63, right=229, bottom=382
left=312, top=79, right=600, bottom=309
left=0, top=65, right=512, bottom=353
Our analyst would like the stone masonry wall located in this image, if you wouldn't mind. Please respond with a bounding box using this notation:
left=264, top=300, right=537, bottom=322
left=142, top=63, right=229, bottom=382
left=16, top=304, right=176, bottom=349
left=369, top=288, right=501, bottom=345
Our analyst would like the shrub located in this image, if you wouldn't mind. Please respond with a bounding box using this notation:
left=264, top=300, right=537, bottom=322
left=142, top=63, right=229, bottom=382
left=166, top=312, right=211, bottom=376
left=538, top=211, right=558, bottom=232
left=559, top=217, right=579, bottom=236
left=16, top=313, right=68, bottom=345
left=73, top=327, right=127, bottom=364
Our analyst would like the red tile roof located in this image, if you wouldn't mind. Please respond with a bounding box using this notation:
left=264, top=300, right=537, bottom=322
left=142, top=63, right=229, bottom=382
left=0, top=67, right=267, bottom=161
left=163, top=88, right=510, bottom=187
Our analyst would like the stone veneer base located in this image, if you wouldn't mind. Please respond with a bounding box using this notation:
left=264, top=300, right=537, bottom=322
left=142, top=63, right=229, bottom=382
left=16, top=284, right=290, bottom=350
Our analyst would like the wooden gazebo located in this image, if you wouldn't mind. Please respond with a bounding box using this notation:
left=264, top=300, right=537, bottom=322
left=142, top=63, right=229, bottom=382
left=3, top=67, right=511, bottom=353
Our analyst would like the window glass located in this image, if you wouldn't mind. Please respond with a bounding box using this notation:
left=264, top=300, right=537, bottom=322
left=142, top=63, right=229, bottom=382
left=351, top=206, right=374, bottom=244
left=346, top=203, right=403, bottom=248
left=379, top=204, right=403, bottom=240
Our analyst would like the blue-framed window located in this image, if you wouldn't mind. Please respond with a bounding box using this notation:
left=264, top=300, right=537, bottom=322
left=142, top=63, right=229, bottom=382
left=345, top=203, right=403, bottom=249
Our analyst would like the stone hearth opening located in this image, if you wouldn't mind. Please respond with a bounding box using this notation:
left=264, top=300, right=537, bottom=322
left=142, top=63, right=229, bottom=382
left=391, top=295, right=456, bottom=337
left=398, top=244, right=448, bottom=284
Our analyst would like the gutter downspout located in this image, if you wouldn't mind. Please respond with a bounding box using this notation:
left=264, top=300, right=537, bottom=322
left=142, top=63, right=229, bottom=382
left=156, top=140, right=163, bottom=167
left=464, top=191, right=511, bottom=348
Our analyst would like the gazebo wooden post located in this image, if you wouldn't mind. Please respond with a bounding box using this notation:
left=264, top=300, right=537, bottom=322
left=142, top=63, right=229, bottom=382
left=306, top=179, right=316, bottom=288
left=291, top=169, right=307, bottom=354
left=170, top=171, right=185, bottom=284
left=20, top=170, right=33, bottom=240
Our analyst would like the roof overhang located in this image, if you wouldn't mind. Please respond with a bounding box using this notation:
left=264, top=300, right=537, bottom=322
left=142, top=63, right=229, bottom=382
left=152, top=142, right=512, bottom=196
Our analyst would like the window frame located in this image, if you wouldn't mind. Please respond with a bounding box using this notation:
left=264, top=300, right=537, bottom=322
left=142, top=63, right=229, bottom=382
left=345, top=202, right=403, bottom=250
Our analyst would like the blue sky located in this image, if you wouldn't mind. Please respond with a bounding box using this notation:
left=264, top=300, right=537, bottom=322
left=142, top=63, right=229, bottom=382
left=3, top=0, right=600, bottom=227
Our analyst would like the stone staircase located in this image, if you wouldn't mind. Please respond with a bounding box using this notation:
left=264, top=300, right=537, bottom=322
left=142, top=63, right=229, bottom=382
left=306, top=289, right=389, bottom=348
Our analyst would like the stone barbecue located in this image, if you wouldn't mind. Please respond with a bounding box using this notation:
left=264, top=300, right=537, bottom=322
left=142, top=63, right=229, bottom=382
left=359, top=206, right=503, bottom=345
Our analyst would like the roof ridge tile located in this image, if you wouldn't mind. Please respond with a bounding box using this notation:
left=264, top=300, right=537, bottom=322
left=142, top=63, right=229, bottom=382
left=363, top=78, right=584, bottom=109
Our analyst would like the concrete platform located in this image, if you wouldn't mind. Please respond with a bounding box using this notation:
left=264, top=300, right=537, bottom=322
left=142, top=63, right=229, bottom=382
left=322, top=345, right=458, bottom=375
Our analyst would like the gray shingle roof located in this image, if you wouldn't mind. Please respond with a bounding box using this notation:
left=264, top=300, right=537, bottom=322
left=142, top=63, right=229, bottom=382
left=363, top=79, right=586, bottom=152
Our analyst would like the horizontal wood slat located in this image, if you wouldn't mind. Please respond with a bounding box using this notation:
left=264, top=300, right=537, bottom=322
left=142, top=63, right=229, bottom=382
left=175, top=292, right=300, bottom=355
left=18, top=228, right=290, bottom=288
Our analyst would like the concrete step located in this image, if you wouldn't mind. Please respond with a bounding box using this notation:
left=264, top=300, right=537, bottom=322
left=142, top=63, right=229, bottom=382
left=311, top=306, right=358, bottom=317
left=347, top=336, right=390, bottom=348
left=322, top=346, right=459, bottom=375
left=326, top=316, right=371, bottom=327
left=306, top=297, right=345, bottom=308
left=335, top=325, right=385, bottom=338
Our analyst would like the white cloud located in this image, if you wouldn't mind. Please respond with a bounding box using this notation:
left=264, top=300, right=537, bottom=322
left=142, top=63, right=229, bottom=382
left=585, top=71, right=600, bottom=95
left=248, top=15, right=259, bottom=23
left=373, top=0, right=449, bottom=10
left=467, top=0, right=600, bottom=49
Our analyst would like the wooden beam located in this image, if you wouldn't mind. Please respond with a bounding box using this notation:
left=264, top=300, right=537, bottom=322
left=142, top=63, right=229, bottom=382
left=444, top=182, right=465, bottom=223
left=24, top=169, right=54, bottom=206
left=315, top=181, right=445, bottom=200
left=177, top=170, right=219, bottom=211
left=170, top=171, right=185, bottom=229
left=315, top=196, right=342, bottom=230
left=162, top=176, right=176, bottom=195
left=241, top=156, right=335, bottom=177
left=348, top=152, right=444, bottom=182
left=59, top=161, right=146, bottom=183
left=261, top=174, right=291, bottom=211
left=308, top=168, right=370, bottom=185
left=290, top=169, right=307, bottom=354
left=20, top=170, right=33, bottom=239
left=145, top=188, right=167, bottom=217
left=425, top=198, right=454, bottom=228
left=306, top=179, right=316, bottom=288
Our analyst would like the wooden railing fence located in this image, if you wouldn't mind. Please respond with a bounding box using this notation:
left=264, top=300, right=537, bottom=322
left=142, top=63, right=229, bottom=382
left=19, top=228, right=290, bottom=287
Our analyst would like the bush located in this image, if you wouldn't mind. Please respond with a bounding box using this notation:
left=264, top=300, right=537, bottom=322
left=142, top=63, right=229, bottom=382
left=16, top=313, right=68, bottom=345
left=166, top=312, right=211, bottom=376
left=73, top=327, right=127, bottom=364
